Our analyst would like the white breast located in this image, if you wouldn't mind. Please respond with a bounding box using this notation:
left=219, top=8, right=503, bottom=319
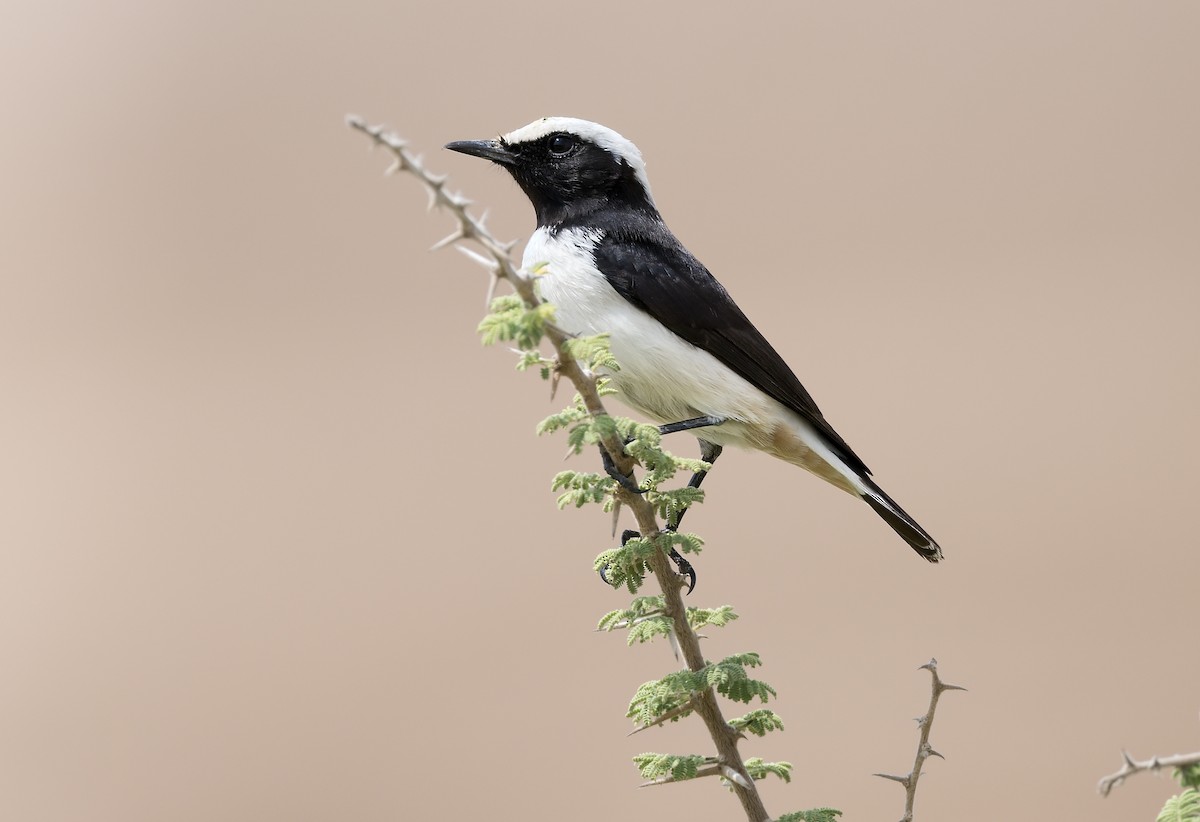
left=524, top=227, right=776, bottom=429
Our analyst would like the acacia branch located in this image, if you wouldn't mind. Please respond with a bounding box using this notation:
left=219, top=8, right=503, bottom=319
left=874, top=659, right=964, bottom=822
left=1098, top=749, right=1200, bottom=797
left=639, top=762, right=751, bottom=789
left=348, top=115, right=772, bottom=822
left=627, top=694, right=703, bottom=737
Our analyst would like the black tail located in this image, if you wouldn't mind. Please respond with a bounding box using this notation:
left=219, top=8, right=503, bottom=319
left=860, top=477, right=943, bottom=562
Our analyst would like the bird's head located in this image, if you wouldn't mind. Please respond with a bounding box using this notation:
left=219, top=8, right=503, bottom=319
left=446, top=117, right=656, bottom=226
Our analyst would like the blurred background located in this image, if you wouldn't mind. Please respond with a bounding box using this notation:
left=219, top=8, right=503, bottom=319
left=2, top=2, right=1197, bottom=820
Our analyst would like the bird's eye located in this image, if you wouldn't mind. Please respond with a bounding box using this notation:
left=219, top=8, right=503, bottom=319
left=548, top=133, right=576, bottom=157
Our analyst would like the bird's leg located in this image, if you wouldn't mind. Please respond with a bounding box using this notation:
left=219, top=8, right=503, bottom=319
left=599, top=443, right=644, bottom=495
left=601, top=416, right=724, bottom=494
left=598, top=527, right=644, bottom=587
left=657, top=414, right=726, bottom=437
left=603, top=527, right=698, bottom=594
left=599, top=440, right=723, bottom=595
left=659, top=440, right=722, bottom=593
left=669, top=439, right=723, bottom=532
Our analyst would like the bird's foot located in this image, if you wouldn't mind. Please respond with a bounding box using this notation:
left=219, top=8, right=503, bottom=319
left=599, top=443, right=644, bottom=495
left=598, top=527, right=697, bottom=594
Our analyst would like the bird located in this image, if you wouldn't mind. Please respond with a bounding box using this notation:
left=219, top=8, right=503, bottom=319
left=446, top=117, right=941, bottom=586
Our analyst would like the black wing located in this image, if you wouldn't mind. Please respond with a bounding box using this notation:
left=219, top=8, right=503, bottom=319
left=592, top=223, right=871, bottom=478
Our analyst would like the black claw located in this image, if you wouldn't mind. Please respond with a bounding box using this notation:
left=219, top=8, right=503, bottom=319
left=669, top=547, right=697, bottom=595
left=599, top=444, right=645, bottom=495
left=597, top=441, right=718, bottom=594
left=598, top=530, right=645, bottom=586
left=607, top=527, right=699, bottom=594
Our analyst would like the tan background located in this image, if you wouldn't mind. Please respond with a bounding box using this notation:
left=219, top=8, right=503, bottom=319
left=2, top=1, right=1198, bottom=820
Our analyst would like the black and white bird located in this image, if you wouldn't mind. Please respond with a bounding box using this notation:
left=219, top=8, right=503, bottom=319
left=447, top=117, right=942, bottom=576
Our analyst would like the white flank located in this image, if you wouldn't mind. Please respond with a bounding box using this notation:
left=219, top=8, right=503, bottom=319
left=525, top=226, right=867, bottom=497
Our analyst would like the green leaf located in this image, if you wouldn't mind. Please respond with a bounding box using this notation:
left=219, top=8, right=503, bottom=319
left=632, top=752, right=710, bottom=782
left=560, top=333, right=620, bottom=374
left=594, top=376, right=619, bottom=396
left=777, top=809, right=843, bottom=822
left=627, top=655, right=775, bottom=728
left=595, top=536, right=657, bottom=594
left=729, top=709, right=785, bottom=737
left=702, top=653, right=776, bottom=704
left=1177, top=764, right=1200, bottom=791
left=514, top=349, right=552, bottom=373
left=1159, top=789, right=1200, bottom=822
left=654, top=530, right=704, bottom=558
left=597, top=597, right=674, bottom=644
left=686, top=604, right=738, bottom=630
left=625, top=616, right=674, bottom=645
left=627, top=670, right=703, bottom=726
left=597, top=596, right=665, bottom=630
left=536, top=398, right=589, bottom=436
left=591, top=413, right=619, bottom=441
left=477, top=296, right=554, bottom=349
left=647, top=486, right=706, bottom=523
left=550, top=470, right=614, bottom=509
left=743, top=757, right=793, bottom=783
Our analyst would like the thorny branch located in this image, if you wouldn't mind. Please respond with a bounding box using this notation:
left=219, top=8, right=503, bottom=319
left=1098, top=749, right=1200, bottom=798
left=639, top=761, right=751, bottom=789
left=874, top=659, right=965, bottom=822
left=347, top=115, right=773, bottom=822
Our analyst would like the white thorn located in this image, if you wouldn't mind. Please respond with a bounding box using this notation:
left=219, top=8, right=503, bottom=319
left=721, top=766, right=751, bottom=789
left=429, top=229, right=463, bottom=251
left=484, top=272, right=499, bottom=307
left=456, top=245, right=499, bottom=272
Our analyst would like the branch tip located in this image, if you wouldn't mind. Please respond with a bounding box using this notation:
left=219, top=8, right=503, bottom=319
left=1098, top=748, right=1200, bottom=797
left=879, top=660, right=960, bottom=819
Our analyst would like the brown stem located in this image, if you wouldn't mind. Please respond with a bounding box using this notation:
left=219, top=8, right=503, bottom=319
left=349, top=116, right=772, bottom=822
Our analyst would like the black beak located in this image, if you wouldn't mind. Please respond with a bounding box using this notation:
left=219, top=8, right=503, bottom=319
left=444, top=139, right=517, bottom=167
